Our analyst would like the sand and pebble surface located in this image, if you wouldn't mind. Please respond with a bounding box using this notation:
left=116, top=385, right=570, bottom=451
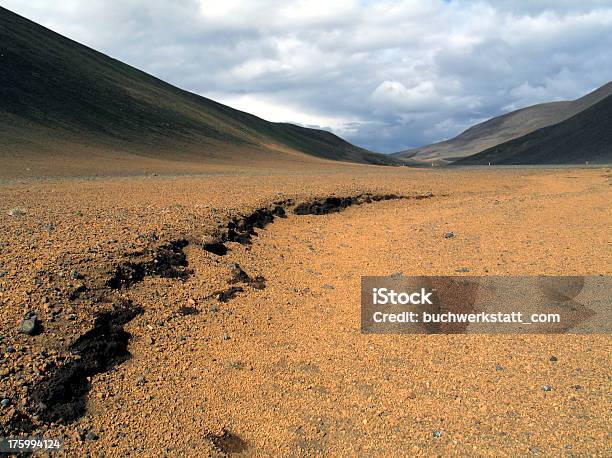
left=0, top=165, right=610, bottom=456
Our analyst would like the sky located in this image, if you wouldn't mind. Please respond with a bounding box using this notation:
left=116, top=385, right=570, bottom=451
left=3, top=0, right=612, bottom=153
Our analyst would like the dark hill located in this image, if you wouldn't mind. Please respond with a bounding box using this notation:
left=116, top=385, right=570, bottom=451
left=453, top=94, right=612, bottom=165
left=0, top=6, right=398, bottom=175
left=394, top=82, right=612, bottom=165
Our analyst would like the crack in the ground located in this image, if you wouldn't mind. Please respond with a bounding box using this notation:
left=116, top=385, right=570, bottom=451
left=4, top=191, right=434, bottom=436
left=10, top=301, right=143, bottom=432
left=106, top=239, right=192, bottom=289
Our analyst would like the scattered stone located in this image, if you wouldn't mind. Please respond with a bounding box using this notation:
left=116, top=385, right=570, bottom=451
left=444, top=232, right=455, bottom=238
left=455, top=267, right=470, bottom=273
left=222, top=333, right=230, bottom=341
left=495, top=364, right=504, bottom=371
left=543, top=385, right=552, bottom=392
left=1, top=398, right=11, bottom=408
left=549, top=355, right=558, bottom=362
left=136, top=376, right=147, bottom=386
left=6, top=346, right=15, bottom=353
left=322, top=284, right=335, bottom=290
left=148, top=230, right=158, bottom=241
left=229, top=361, right=244, bottom=370
left=146, top=336, right=155, bottom=345
left=70, top=269, right=81, bottom=280
left=85, top=431, right=99, bottom=441
left=573, top=384, right=582, bottom=391
left=433, top=431, right=442, bottom=438
left=18, top=316, right=40, bottom=336
left=8, top=207, right=26, bottom=217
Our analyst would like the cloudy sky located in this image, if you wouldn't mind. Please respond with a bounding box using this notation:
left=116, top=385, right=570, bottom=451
left=3, top=1, right=612, bottom=152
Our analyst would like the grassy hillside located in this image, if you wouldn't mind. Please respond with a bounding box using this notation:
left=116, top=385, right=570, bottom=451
left=453, top=94, right=612, bottom=165
left=0, top=6, right=398, bottom=172
left=394, top=82, right=612, bottom=164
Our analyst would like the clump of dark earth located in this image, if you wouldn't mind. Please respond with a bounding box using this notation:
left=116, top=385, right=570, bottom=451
left=215, top=286, right=244, bottom=302
left=228, top=263, right=266, bottom=290
left=26, top=300, right=143, bottom=427
left=225, top=204, right=288, bottom=245
left=177, top=306, right=199, bottom=316
left=293, top=194, right=404, bottom=215
left=206, top=429, right=249, bottom=454
left=106, top=239, right=191, bottom=289
left=202, top=242, right=228, bottom=256
left=18, top=314, right=41, bottom=336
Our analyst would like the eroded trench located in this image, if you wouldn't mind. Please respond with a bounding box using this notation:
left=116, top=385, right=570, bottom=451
left=6, top=192, right=433, bottom=442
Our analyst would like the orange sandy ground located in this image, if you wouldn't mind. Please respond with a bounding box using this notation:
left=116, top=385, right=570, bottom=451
left=0, top=166, right=610, bottom=456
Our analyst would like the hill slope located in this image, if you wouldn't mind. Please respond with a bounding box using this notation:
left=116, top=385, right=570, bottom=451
left=394, top=82, right=612, bottom=164
left=453, top=94, right=612, bottom=165
left=0, top=6, right=398, bottom=178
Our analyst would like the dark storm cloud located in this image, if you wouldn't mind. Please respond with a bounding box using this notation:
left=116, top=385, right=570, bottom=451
left=3, top=0, right=612, bottom=152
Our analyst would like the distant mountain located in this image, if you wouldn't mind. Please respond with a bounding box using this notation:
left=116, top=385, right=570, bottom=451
left=394, top=81, right=612, bottom=165
left=0, top=6, right=399, bottom=175
left=453, top=94, right=612, bottom=165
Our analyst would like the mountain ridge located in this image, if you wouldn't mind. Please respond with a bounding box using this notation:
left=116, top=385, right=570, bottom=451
left=394, top=81, right=612, bottom=164
left=0, top=6, right=399, bottom=175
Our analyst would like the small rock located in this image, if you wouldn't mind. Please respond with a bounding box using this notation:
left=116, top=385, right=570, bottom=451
left=543, top=385, right=552, bottom=392
left=6, top=346, right=15, bottom=353
left=1, top=398, right=11, bottom=408
left=573, top=384, right=582, bottom=391
left=455, top=267, right=470, bottom=273
left=222, top=333, right=230, bottom=341
left=85, top=431, right=99, bottom=441
left=67, top=314, right=77, bottom=321
left=495, top=364, right=504, bottom=371
left=136, top=376, right=146, bottom=386
left=444, top=232, right=455, bottom=239
left=70, top=269, right=80, bottom=280
left=549, top=355, right=558, bottom=362
left=148, top=231, right=158, bottom=241
left=18, top=316, right=40, bottom=336
left=146, top=336, right=155, bottom=345
left=322, top=284, right=335, bottom=290
left=8, top=208, right=26, bottom=217
left=433, top=430, right=442, bottom=438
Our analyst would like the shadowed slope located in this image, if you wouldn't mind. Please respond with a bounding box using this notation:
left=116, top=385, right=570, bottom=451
left=453, top=94, right=612, bottom=165
left=0, top=6, right=398, bottom=177
left=394, top=82, right=612, bottom=164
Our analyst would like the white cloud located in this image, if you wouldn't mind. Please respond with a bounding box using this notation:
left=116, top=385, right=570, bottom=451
left=2, top=0, right=611, bottom=152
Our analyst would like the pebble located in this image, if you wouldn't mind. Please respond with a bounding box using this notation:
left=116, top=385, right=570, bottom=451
left=223, top=333, right=230, bottom=340
left=444, top=232, right=455, bottom=238
left=543, top=385, right=553, bottom=392
left=549, top=355, right=558, bottom=362
left=495, top=364, right=504, bottom=371
left=455, top=267, right=470, bottom=273
left=136, top=376, right=147, bottom=386
left=70, top=269, right=80, bottom=280
left=85, top=431, right=99, bottom=441
left=6, top=346, right=15, bottom=353
left=18, top=316, right=40, bottom=336
left=433, top=431, right=442, bottom=438
left=1, top=398, right=11, bottom=408
left=8, top=208, right=26, bottom=217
